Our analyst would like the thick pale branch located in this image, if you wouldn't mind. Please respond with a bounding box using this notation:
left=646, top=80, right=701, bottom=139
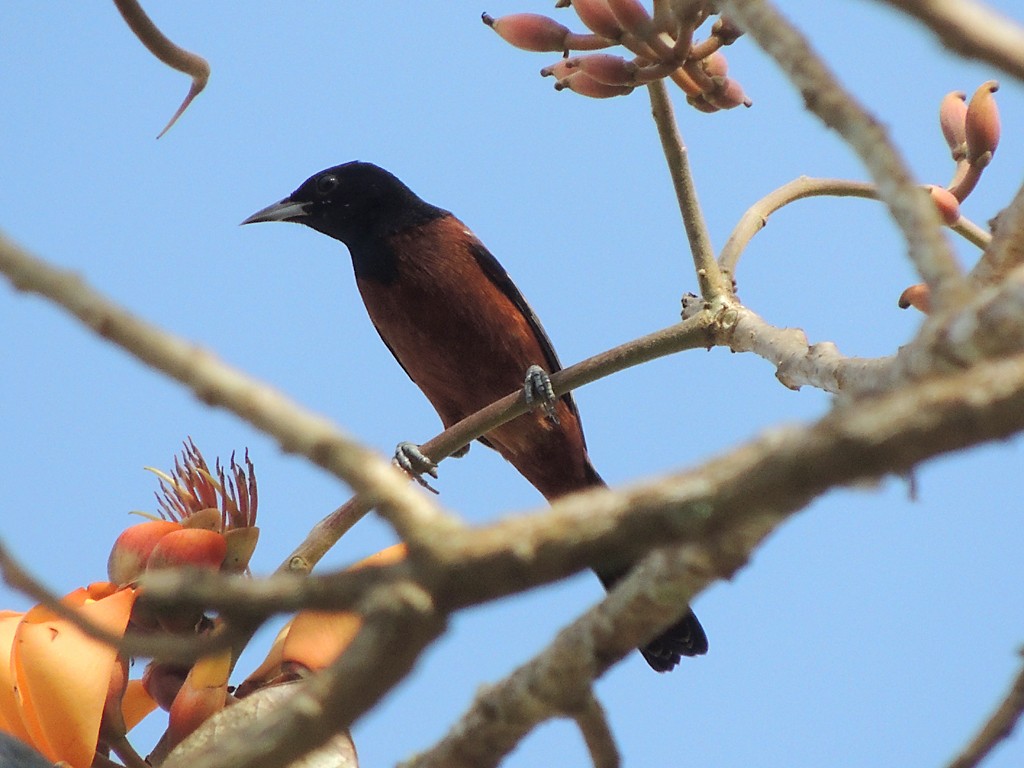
left=0, top=231, right=455, bottom=545
left=117, top=350, right=1024, bottom=768
left=719, top=0, right=968, bottom=310
left=873, top=0, right=1024, bottom=82
left=164, top=581, right=445, bottom=768
left=144, top=350, right=1024, bottom=624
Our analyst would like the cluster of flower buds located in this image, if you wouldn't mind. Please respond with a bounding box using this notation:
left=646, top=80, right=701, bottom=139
left=941, top=81, right=1001, bottom=204
left=0, top=441, right=260, bottom=767
left=124, top=442, right=260, bottom=760
left=898, top=81, right=1001, bottom=315
left=0, top=439, right=408, bottom=766
left=483, top=0, right=751, bottom=110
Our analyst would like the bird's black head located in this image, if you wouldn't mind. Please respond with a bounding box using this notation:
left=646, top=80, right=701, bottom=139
left=241, top=161, right=447, bottom=248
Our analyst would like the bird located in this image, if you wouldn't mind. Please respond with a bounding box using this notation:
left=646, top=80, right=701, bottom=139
left=242, top=161, right=708, bottom=671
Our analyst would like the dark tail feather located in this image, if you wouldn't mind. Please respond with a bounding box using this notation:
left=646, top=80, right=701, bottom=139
left=638, top=607, right=708, bottom=673
left=595, top=566, right=709, bottom=673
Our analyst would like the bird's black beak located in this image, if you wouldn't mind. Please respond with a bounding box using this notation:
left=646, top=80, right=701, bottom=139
left=240, top=197, right=310, bottom=226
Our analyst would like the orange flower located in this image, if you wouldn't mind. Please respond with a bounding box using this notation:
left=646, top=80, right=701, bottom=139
left=0, top=583, right=154, bottom=768
left=238, top=544, right=407, bottom=697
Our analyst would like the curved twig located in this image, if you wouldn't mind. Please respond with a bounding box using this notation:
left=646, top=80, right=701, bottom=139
left=112, top=0, right=211, bottom=138
left=719, top=0, right=968, bottom=312
left=719, top=176, right=992, bottom=278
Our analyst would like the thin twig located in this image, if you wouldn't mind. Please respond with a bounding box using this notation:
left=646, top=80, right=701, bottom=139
left=719, top=0, right=968, bottom=311
left=108, top=732, right=151, bottom=768
left=872, top=0, right=1024, bottom=83
left=947, top=651, right=1024, bottom=768
left=719, top=176, right=991, bottom=279
left=573, top=694, right=621, bottom=768
left=112, top=0, right=211, bottom=138
left=647, top=79, right=730, bottom=300
left=280, top=313, right=719, bottom=573
left=969, top=180, right=1024, bottom=286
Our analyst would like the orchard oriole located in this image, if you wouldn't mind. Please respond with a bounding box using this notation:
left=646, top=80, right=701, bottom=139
left=243, top=162, right=707, bottom=671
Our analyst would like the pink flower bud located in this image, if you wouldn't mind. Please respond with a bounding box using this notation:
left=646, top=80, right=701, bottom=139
left=482, top=12, right=570, bottom=53
left=898, top=283, right=931, bottom=314
left=704, top=76, right=752, bottom=110
left=702, top=51, right=729, bottom=78
left=541, top=60, right=574, bottom=79
left=566, top=53, right=638, bottom=85
left=606, top=0, right=654, bottom=37
left=560, top=72, right=634, bottom=98
left=712, top=16, right=744, bottom=44
left=965, top=80, right=1000, bottom=166
left=927, top=185, right=961, bottom=226
left=572, top=0, right=623, bottom=39
left=938, top=91, right=967, bottom=159
left=686, top=93, right=720, bottom=113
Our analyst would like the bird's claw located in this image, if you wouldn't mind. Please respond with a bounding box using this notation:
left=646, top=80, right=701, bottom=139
left=393, top=441, right=440, bottom=494
left=524, top=364, right=559, bottom=424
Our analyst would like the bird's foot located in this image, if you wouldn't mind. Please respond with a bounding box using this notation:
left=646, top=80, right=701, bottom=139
left=393, top=441, right=439, bottom=493
left=524, top=364, right=559, bottom=424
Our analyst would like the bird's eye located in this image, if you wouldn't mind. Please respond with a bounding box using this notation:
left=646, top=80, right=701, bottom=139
left=315, top=174, right=339, bottom=195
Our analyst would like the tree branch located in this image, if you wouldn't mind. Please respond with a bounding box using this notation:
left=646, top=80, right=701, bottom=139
left=947, top=651, right=1024, bottom=768
left=647, top=79, right=730, bottom=300
left=112, top=0, right=210, bottom=137
left=719, top=176, right=991, bottom=280
left=719, top=0, right=968, bottom=310
left=969, top=180, right=1024, bottom=286
left=281, top=312, right=719, bottom=573
left=0, top=230, right=457, bottom=548
left=872, top=0, right=1024, bottom=83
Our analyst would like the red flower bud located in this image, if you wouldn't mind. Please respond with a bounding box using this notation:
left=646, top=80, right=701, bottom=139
left=938, top=91, right=967, bottom=159
left=559, top=71, right=634, bottom=98
left=107, top=520, right=183, bottom=586
left=704, top=76, right=752, bottom=110
left=686, top=93, right=720, bottom=113
left=965, top=80, right=1000, bottom=166
left=702, top=51, right=729, bottom=78
left=541, top=60, right=574, bottom=79
left=566, top=53, right=638, bottom=85
left=146, top=528, right=227, bottom=572
left=927, top=185, right=961, bottom=226
left=572, top=0, right=623, bottom=39
left=898, top=283, right=931, bottom=314
left=606, top=0, right=654, bottom=37
left=482, top=12, right=570, bottom=53
left=712, top=16, right=744, bottom=45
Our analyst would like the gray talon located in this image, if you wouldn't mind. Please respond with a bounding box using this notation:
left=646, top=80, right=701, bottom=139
left=394, top=441, right=439, bottom=492
left=524, top=364, right=559, bottom=424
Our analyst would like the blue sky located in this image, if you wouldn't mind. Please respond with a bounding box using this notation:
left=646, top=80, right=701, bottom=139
left=2, top=2, right=1023, bottom=766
